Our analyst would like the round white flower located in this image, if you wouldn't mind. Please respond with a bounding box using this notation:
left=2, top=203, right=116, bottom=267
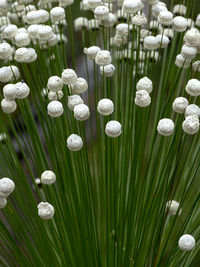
left=14, top=47, right=30, bottom=63
left=95, top=50, right=112, bottom=66
left=136, top=77, right=153, bottom=93
left=182, top=116, right=199, bottom=135
left=47, top=101, right=64, bottom=117
left=15, top=82, right=30, bottom=99
left=38, top=25, right=53, bottom=41
left=173, top=4, right=187, bottom=16
left=94, top=6, right=109, bottom=21
left=27, top=24, right=39, bottom=39
left=185, top=79, right=200, bottom=97
left=144, top=36, right=158, bottom=50
left=61, top=69, right=77, bottom=85
left=116, top=23, right=129, bottom=37
left=3, top=84, right=16, bottom=100
left=158, top=11, right=173, bottom=26
left=97, top=98, right=114, bottom=116
left=47, top=76, right=63, bottom=92
left=41, top=170, right=56, bottom=185
left=88, top=0, right=102, bottom=9
left=0, top=198, right=7, bottom=209
left=178, top=234, right=195, bottom=251
left=67, top=134, right=83, bottom=151
left=50, top=7, right=65, bottom=22
left=59, top=0, right=74, bottom=7
left=0, top=43, right=13, bottom=60
left=74, top=103, right=90, bottom=121
left=15, top=32, right=30, bottom=47
left=3, top=24, right=18, bottom=39
left=152, top=2, right=167, bottom=18
left=74, top=17, right=88, bottom=31
left=0, top=177, right=15, bottom=198
left=100, top=64, right=115, bottom=77
left=122, top=0, right=144, bottom=14
left=0, top=67, right=13, bottom=83
left=181, top=45, right=197, bottom=60
left=166, top=200, right=182, bottom=216
left=132, top=14, right=147, bottom=26
left=172, top=97, right=188, bottom=113
left=38, top=202, right=55, bottom=220
left=135, top=90, right=151, bottom=107
left=68, top=95, right=83, bottom=110
left=185, top=104, right=200, bottom=118
left=71, top=78, right=88, bottom=94
left=172, top=16, right=187, bottom=32
left=1, top=99, right=17, bottom=114
left=84, top=46, right=101, bottom=60
left=105, top=120, right=122, bottom=137
left=157, top=118, right=174, bottom=136
left=184, top=28, right=200, bottom=47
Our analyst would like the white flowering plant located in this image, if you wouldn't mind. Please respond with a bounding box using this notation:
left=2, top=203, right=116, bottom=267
left=0, top=0, right=200, bottom=266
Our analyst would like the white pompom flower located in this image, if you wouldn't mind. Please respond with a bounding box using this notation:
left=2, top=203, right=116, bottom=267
left=105, top=120, right=122, bottom=138
left=67, top=134, right=83, bottom=151
left=68, top=95, right=84, bottom=110
left=15, top=81, right=30, bottom=99
left=97, top=98, right=114, bottom=116
left=0, top=177, right=15, bottom=198
left=182, top=116, right=199, bottom=135
left=41, top=170, right=56, bottom=185
left=1, top=99, right=17, bottom=114
left=84, top=46, right=101, bottom=60
left=157, top=118, right=175, bottom=136
left=50, top=7, right=65, bottom=22
left=47, top=101, right=64, bottom=118
left=0, top=43, right=13, bottom=60
left=47, top=76, right=63, bottom=92
left=178, top=234, right=195, bottom=251
left=94, top=6, right=109, bottom=21
left=136, top=77, right=153, bottom=93
left=71, top=78, right=88, bottom=94
left=61, top=69, right=77, bottom=85
left=3, top=84, right=16, bottom=100
left=95, top=50, right=112, bottom=66
left=38, top=202, right=55, bottom=220
left=135, top=90, right=151, bottom=107
left=74, top=103, right=90, bottom=121
left=185, top=104, right=200, bottom=118
left=185, top=79, right=200, bottom=97
left=172, top=97, right=188, bottom=113
left=100, top=64, right=115, bottom=77
left=158, top=11, right=173, bottom=26
left=48, top=91, right=63, bottom=101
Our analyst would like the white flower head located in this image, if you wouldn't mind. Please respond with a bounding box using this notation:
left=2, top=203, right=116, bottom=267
left=182, top=116, right=199, bottom=135
left=61, top=69, right=77, bottom=85
left=0, top=177, right=15, bottom=198
left=68, top=95, right=84, bottom=110
left=1, top=99, right=17, bottom=114
left=135, top=90, right=151, bottom=107
left=185, top=79, right=200, bottom=97
left=38, top=202, right=55, bottom=220
left=97, top=98, right=114, bottom=116
left=178, top=234, right=195, bottom=251
left=105, top=120, right=122, bottom=137
left=15, top=81, right=30, bottom=99
left=41, top=170, right=56, bottom=185
left=95, top=50, right=112, bottom=66
left=67, top=134, right=83, bottom=151
left=172, top=97, right=188, bottom=113
left=157, top=118, right=174, bottom=136
left=71, top=78, right=88, bottom=94
left=47, top=101, right=64, bottom=118
left=74, top=104, right=90, bottom=121
left=136, top=77, right=153, bottom=93
left=47, top=76, right=63, bottom=92
left=0, top=198, right=7, bottom=209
